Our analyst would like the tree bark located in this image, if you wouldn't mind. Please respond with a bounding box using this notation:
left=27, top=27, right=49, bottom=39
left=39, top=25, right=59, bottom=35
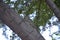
left=45, top=0, right=60, bottom=21
left=0, top=2, right=45, bottom=40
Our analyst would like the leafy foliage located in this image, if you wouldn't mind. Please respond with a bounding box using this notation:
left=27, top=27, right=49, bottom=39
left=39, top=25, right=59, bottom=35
left=4, top=0, right=60, bottom=27
left=54, top=0, right=60, bottom=8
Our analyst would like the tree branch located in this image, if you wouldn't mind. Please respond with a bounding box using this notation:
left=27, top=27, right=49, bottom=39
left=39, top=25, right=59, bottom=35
left=45, top=0, right=60, bottom=21
left=0, top=2, right=45, bottom=40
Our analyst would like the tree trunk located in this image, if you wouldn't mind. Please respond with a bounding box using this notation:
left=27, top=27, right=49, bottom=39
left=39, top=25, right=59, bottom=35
left=0, top=2, right=45, bottom=40
left=45, top=0, right=60, bottom=21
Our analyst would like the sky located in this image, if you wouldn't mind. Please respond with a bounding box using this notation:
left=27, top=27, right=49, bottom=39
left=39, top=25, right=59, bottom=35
left=40, top=16, right=60, bottom=40
left=0, top=28, right=7, bottom=40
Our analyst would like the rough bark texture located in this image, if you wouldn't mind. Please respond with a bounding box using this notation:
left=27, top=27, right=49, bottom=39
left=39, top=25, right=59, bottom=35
left=45, top=0, right=60, bottom=21
left=0, top=2, right=45, bottom=40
